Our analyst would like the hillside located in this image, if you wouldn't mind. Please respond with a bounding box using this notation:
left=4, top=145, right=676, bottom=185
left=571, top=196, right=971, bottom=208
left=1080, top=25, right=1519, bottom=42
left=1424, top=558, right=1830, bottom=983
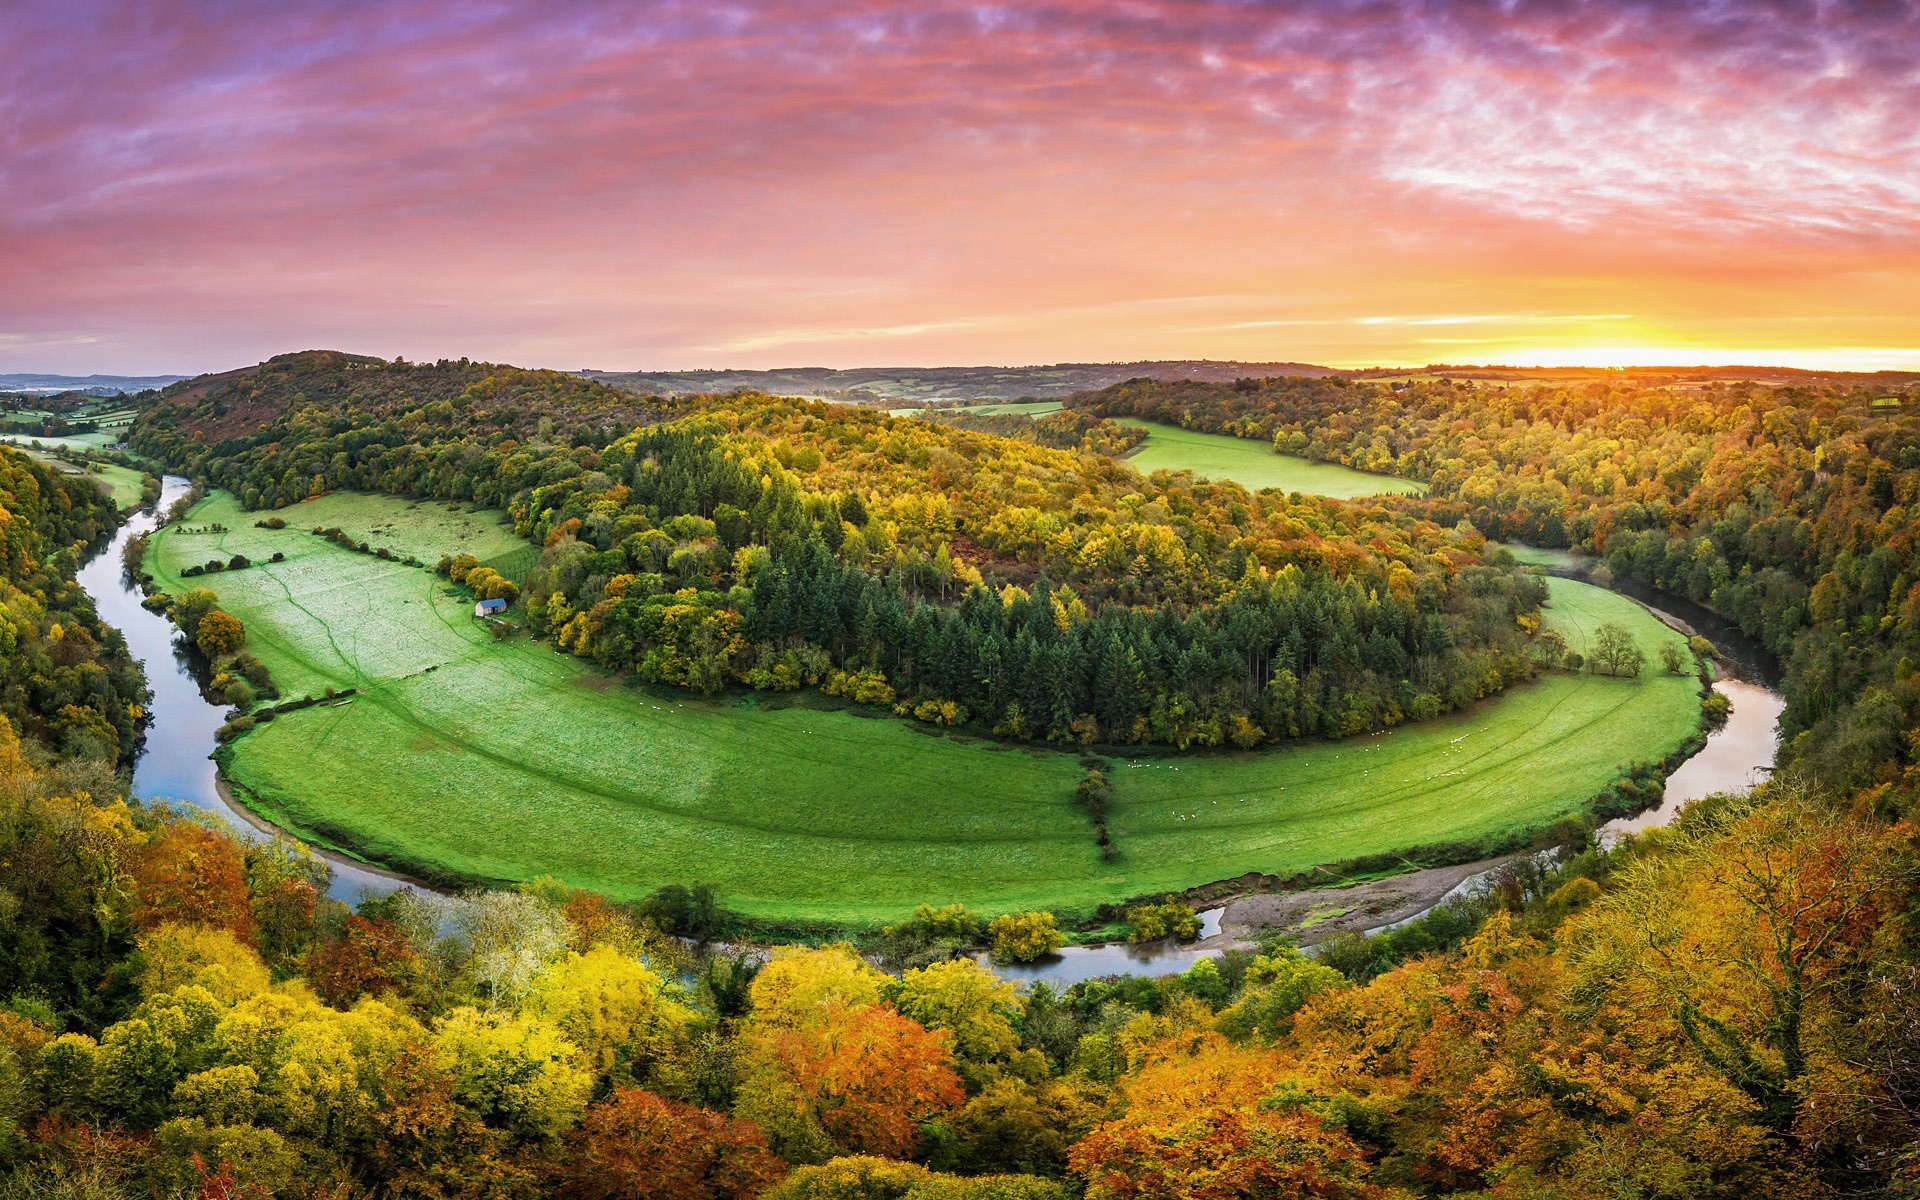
left=133, top=349, right=664, bottom=469
left=577, top=359, right=1340, bottom=403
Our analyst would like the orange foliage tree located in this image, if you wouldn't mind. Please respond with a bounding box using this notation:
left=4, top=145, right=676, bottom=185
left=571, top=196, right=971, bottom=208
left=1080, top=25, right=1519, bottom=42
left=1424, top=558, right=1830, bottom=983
left=552, top=1088, right=783, bottom=1200
left=736, top=1002, right=965, bottom=1164
left=130, top=821, right=255, bottom=942
left=306, top=914, right=420, bottom=1008
left=1068, top=1034, right=1383, bottom=1200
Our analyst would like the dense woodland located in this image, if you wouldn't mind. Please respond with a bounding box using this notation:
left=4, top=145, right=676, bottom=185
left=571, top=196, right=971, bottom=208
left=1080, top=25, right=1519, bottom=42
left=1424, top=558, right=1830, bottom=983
left=1077, top=377, right=1920, bottom=788
left=0, top=447, right=146, bottom=761
left=132, top=355, right=1547, bottom=747
left=0, top=356, right=1904, bottom=1197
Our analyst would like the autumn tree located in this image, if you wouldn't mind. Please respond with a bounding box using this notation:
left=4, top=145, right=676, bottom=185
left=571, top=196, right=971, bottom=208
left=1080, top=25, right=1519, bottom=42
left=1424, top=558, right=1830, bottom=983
left=552, top=1088, right=783, bottom=1200
left=892, top=959, right=1025, bottom=1089
left=988, top=912, right=1063, bottom=963
left=195, top=610, right=245, bottom=657
left=1573, top=788, right=1911, bottom=1135
left=747, top=945, right=887, bottom=1028
left=131, top=821, right=256, bottom=942
left=307, top=914, right=421, bottom=1008
left=735, top=1001, right=965, bottom=1163
left=434, top=1007, right=593, bottom=1139
left=1068, top=1034, right=1383, bottom=1200
left=523, top=945, right=694, bottom=1080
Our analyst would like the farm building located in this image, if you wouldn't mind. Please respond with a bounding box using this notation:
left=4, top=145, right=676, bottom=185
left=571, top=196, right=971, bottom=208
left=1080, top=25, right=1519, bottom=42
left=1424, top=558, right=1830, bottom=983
left=474, top=598, right=508, bottom=617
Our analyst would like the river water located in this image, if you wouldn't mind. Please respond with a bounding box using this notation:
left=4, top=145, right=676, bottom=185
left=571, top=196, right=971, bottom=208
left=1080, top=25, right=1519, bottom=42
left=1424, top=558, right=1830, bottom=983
left=79, top=493, right=1784, bottom=976
left=80, top=477, right=401, bottom=902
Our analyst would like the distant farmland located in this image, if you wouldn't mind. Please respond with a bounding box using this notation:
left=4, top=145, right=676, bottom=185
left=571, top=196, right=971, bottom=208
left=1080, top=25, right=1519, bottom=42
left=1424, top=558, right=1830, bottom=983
left=1115, top=419, right=1427, bottom=498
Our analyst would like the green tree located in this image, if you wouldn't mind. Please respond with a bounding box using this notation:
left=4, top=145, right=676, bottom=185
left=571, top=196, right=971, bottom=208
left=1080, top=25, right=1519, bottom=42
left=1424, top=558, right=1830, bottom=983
left=1589, top=621, right=1645, bottom=678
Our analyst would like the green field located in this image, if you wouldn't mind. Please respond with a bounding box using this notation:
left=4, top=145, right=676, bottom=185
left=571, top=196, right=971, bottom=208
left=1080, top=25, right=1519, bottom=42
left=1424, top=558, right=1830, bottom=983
left=954, top=400, right=1066, bottom=417
left=1115, top=420, right=1427, bottom=497
left=3, top=444, right=146, bottom=509
left=151, top=491, right=1699, bottom=924
left=1503, top=543, right=1592, bottom=571
left=0, top=430, right=119, bottom=452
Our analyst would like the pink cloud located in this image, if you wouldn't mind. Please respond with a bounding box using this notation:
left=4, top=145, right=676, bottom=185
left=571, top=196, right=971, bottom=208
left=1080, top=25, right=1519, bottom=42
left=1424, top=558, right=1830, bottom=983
left=1, top=1, right=1916, bottom=372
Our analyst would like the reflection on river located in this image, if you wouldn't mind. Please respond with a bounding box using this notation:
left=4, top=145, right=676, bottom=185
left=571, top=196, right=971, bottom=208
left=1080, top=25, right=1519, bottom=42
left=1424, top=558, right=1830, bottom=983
left=79, top=477, right=401, bottom=902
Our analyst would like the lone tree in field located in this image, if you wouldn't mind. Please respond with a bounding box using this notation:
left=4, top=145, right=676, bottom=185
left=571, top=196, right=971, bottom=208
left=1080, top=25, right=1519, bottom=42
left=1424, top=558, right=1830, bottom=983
left=1589, top=621, right=1645, bottom=678
left=1660, top=641, right=1688, bottom=675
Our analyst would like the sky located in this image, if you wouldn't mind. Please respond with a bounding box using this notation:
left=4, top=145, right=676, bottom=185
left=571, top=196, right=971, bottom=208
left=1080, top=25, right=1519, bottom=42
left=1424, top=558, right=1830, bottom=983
left=3, top=0, right=1918, bottom=376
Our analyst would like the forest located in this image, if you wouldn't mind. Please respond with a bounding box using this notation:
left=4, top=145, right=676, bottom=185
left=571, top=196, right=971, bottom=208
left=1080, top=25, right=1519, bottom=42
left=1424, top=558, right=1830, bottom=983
left=0, top=447, right=146, bottom=762
left=131, top=355, right=1548, bottom=749
left=0, top=358, right=1907, bottom=1197
left=1074, top=376, right=1920, bottom=787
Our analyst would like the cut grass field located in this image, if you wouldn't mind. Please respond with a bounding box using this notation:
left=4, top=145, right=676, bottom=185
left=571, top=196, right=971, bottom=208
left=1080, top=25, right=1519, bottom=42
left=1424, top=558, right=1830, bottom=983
left=151, top=491, right=1700, bottom=925
left=1114, top=419, right=1427, bottom=497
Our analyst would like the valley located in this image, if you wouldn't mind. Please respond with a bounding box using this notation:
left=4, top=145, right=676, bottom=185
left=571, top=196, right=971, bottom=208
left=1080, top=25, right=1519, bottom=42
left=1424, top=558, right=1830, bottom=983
left=149, top=489, right=1700, bottom=924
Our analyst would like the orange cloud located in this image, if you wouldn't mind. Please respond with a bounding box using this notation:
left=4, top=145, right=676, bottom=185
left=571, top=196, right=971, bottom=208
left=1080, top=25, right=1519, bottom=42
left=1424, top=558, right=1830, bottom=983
left=2, top=0, right=1915, bottom=372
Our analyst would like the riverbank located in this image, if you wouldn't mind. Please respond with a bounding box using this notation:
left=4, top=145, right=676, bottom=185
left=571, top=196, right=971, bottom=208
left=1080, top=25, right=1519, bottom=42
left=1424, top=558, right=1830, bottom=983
left=74, top=476, right=404, bottom=902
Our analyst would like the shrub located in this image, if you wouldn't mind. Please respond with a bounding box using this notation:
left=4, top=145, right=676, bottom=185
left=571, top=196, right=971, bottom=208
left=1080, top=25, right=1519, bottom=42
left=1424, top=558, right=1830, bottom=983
left=215, top=715, right=255, bottom=741
left=1123, top=899, right=1201, bottom=944
left=987, top=911, right=1063, bottom=963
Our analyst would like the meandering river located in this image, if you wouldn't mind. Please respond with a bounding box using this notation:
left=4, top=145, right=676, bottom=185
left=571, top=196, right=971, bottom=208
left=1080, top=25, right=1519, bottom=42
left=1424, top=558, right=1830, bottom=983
left=81, top=477, right=403, bottom=901
left=81, top=487, right=1785, bottom=977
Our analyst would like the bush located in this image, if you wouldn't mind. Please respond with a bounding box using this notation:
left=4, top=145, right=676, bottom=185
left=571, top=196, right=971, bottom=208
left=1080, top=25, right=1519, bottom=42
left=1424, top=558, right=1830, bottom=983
left=1123, top=899, right=1201, bottom=943
left=987, top=911, right=1063, bottom=963
left=215, top=715, right=256, bottom=741
left=255, top=516, right=287, bottom=529
left=879, top=903, right=982, bottom=968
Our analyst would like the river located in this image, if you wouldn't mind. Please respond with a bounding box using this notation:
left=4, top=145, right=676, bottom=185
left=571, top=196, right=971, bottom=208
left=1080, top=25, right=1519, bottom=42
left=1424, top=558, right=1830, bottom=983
left=79, top=490, right=1784, bottom=977
left=80, top=477, right=403, bottom=902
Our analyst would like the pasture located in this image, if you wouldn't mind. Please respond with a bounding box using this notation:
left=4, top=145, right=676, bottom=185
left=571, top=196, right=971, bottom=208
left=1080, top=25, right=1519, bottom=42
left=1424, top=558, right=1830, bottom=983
left=1115, top=419, right=1427, bottom=497
left=954, top=400, right=1066, bottom=416
left=2, top=443, right=146, bottom=509
left=151, top=491, right=1700, bottom=925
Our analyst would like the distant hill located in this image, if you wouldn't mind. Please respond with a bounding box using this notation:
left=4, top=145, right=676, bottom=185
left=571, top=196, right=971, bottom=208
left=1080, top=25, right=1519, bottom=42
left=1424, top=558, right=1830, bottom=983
left=576, top=360, right=1340, bottom=404
left=0, top=371, right=188, bottom=396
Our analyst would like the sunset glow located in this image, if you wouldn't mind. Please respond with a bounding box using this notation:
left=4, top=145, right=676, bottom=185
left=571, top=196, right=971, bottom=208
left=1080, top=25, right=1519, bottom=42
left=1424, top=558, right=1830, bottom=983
left=4, top=1, right=1918, bottom=373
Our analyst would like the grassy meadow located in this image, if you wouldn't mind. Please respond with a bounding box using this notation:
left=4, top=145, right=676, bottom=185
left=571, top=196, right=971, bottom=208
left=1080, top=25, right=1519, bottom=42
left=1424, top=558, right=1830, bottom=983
left=954, top=400, right=1066, bottom=416
left=3, top=443, right=147, bottom=509
left=151, top=491, right=1700, bottom=924
left=1114, top=419, right=1427, bottom=497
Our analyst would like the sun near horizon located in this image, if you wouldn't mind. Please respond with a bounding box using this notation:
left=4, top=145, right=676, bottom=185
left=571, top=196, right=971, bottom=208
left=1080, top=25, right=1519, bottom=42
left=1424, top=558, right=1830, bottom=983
left=4, top=1, right=1916, bottom=377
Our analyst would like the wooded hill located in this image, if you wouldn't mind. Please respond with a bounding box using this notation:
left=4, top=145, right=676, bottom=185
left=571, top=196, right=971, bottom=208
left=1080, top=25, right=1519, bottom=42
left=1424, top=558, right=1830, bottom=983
left=1072, top=374, right=1920, bottom=790
left=131, top=355, right=1549, bottom=749
left=0, top=447, right=146, bottom=761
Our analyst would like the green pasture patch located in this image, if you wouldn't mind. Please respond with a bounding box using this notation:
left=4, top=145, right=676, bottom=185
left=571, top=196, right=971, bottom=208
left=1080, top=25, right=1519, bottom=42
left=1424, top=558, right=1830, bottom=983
left=1114, top=420, right=1427, bottom=498
left=3, top=444, right=145, bottom=509
left=151, top=491, right=1700, bottom=926
left=0, top=431, right=117, bottom=452
left=955, top=400, right=1065, bottom=417
left=1502, top=543, right=1590, bottom=572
